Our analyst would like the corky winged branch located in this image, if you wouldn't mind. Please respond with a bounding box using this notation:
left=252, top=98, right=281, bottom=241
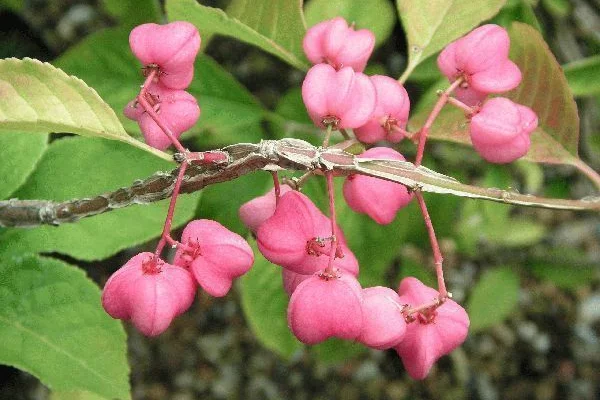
left=1, top=138, right=599, bottom=228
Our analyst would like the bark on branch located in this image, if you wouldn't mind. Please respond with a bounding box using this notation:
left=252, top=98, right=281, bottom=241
left=1, top=139, right=599, bottom=228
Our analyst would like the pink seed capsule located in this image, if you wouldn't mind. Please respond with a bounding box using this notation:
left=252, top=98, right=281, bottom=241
left=256, top=190, right=359, bottom=275
left=394, top=277, right=470, bottom=380
left=173, top=219, right=254, bottom=298
left=101, top=252, right=197, bottom=337
left=129, top=21, right=201, bottom=90
left=469, top=97, right=538, bottom=163
left=238, top=184, right=293, bottom=233
left=354, top=75, right=410, bottom=144
left=302, top=64, right=376, bottom=130
left=287, top=270, right=364, bottom=345
left=437, top=24, right=522, bottom=102
left=303, top=16, right=375, bottom=72
left=357, top=286, right=407, bottom=350
left=123, top=82, right=200, bottom=150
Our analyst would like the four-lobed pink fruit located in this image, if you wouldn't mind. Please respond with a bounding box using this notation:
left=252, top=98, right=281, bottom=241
left=174, top=219, right=254, bottom=297
left=354, top=75, right=411, bottom=144
left=302, top=64, right=376, bottom=130
left=129, top=21, right=201, bottom=90
left=394, top=277, right=470, bottom=379
left=257, top=190, right=359, bottom=275
left=124, top=83, right=200, bottom=150
left=303, top=17, right=375, bottom=72
left=102, top=252, right=197, bottom=337
left=238, top=184, right=293, bottom=233
left=437, top=24, right=522, bottom=105
left=287, top=270, right=364, bottom=344
left=469, top=97, right=538, bottom=163
left=358, top=286, right=407, bottom=350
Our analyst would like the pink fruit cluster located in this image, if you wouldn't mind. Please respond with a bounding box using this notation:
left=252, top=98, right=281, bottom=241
left=123, top=21, right=201, bottom=150
left=239, top=187, right=469, bottom=379
left=302, top=18, right=410, bottom=144
left=301, top=17, right=414, bottom=225
left=102, top=220, right=254, bottom=336
left=437, top=24, right=538, bottom=163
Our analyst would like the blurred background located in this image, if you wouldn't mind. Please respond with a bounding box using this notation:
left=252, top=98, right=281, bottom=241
left=0, top=0, right=599, bottom=399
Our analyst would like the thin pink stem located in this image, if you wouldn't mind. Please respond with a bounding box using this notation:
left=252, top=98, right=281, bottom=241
left=271, top=171, right=281, bottom=206
left=165, top=235, right=196, bottom=253
left=323, top=124, right=334, bottom=148
left=154, top=162, right=188, bottom=258
left=391, top=125, right=412, bottom=138
left=404, top=297, right=444, bottom=316
left=324, top=171, right=338, bottom=275
left=415, top=191, right=447, bottom=298
left=414, top=78, right=463, bottom=166
left=137, top=70, right=187, bottom=154
left=447, top=96, right=476, bottom=114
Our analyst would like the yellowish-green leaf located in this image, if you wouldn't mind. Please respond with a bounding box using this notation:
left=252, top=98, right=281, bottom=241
left=0, top=58, right=171, bottom=161
left=51, top=391, right=109, bottom=400
left=166, top=0, right=309, bottom=70
left=396, top=0, right=506, bottom=82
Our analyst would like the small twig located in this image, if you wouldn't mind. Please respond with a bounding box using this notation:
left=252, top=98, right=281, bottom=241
left=137, top=69, right=187, bottom=154
left=415, top=190, right=447, bottom=298
left=447, top=96, right=476, bottom=115
left=414, top=78, right=463, bottom=166
left=1, top=139, right=599, bottom=228
left=324, top=171, right=338, bottom=275
left=154, top=162, right=188, bottom=257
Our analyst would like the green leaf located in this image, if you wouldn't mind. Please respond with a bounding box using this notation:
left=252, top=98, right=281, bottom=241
left=311, top=338, right=366, bottom=364
left=0, top=0, right=23, bottom=12
left=409, top=23, right=582, bottom=167
left=484, top=220, right=546, bottom=247
left=0, top=132, right=47, bottom=200
left=51, top=390, right=109, bottom=400
left=304, top=0, right=396, bottom=47
left=54, top=28, right=264, bottom=146
left=492, top=0, right=543, bottom=32
left=240, top=243, right=302, bottom=359
left=0, top=254, right=130, bottom=399
left=530, top=262, right=597, bottom=290
left=541, top=0, right=571, bottom=18
left=101, top=0, right=162, bottom=27
left=563, top=55, right=600, bottom=97
left=0, top=136, right=200, bottom=261
left=467, top=266, right=520, bottom=332
left=406, top=55, right=442, bottom=83
left=0, top=58, right=170, bottom=161
left=269, top=87, right=320, bottom=144
left=189, top=57, right=264, bottom=146
left=166, top=0, right=309, bottom=70
left=397, top=255, right=436, bottom=288
left=396, top=0, right=506, bottom=82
